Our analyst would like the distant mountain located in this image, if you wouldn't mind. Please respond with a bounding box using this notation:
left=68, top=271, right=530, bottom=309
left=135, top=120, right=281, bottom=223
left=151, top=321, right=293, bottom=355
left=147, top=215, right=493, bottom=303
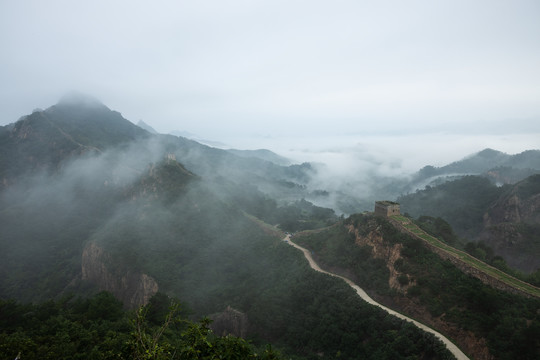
left=169, top=129, right=199, bottom=138
left=136, top=119, right=158, bottom=134
left=227, top=148, right=291, bottom=166
left=408, top=148, right=540, bottom=191
left=0, top=95, right=314, bottom=199
left=0, top=94, right=149, bottom=188
left=169, top=130, right=228, bottom=148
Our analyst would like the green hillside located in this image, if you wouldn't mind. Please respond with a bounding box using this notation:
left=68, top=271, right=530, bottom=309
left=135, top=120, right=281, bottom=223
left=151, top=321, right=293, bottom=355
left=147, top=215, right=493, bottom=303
left=295, top=214, right=540, bottom=359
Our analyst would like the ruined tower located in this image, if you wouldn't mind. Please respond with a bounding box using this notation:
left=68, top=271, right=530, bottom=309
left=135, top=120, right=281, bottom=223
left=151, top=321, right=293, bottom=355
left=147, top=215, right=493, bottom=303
left=374, top=201, right=400, bottom=217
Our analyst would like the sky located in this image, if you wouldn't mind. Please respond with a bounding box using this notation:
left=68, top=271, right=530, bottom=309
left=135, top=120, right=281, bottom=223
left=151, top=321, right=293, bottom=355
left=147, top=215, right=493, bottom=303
left=1, top=0, right=539, bottom=168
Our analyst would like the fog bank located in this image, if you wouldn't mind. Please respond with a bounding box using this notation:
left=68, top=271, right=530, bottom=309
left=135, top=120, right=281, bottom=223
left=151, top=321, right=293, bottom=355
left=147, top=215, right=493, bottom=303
left=218, top=132, right=540, bottom=173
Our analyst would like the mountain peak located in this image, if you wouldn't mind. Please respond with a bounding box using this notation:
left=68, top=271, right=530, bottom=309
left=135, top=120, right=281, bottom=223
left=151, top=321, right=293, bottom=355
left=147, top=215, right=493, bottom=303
left=476, top=148, right=505, bottom=158
left=137, top=120, right=158, bottom=134
left=57, top=91, right=107, bottom=109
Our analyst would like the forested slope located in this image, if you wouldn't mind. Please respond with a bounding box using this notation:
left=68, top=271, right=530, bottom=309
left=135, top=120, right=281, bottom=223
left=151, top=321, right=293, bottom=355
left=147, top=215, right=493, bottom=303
left=295, top=214, right=540, bottom=359
left=398, top=174, right=540, bottom=273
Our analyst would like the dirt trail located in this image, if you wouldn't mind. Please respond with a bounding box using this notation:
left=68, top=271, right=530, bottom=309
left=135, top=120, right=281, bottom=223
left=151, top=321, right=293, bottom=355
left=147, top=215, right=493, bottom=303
left=285, top=235, right=469, bottom=360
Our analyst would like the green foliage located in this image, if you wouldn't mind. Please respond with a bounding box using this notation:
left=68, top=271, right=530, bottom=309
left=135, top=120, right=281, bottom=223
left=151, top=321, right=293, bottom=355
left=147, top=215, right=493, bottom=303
left=0, top=293, right=283, bottom=360
left=515, top=174, right=540, bottom=198
left=0, top=292, right=131, bottom=359
left=244, top=265, right=454, bottom=359
left=415, top=216, right=461, bottom=246
left=464, top=241, right=494, bottom=263
left=297, top=223, right=393, bottom=293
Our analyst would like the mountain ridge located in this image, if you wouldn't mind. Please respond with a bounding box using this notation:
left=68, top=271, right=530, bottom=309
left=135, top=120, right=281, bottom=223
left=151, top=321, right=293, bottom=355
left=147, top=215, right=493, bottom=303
left=409, top=148, right=540, bottom=191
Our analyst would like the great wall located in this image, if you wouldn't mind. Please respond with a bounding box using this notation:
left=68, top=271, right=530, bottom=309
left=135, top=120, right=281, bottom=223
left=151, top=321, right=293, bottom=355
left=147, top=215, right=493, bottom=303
left=374, top=201, right=540, bottom=299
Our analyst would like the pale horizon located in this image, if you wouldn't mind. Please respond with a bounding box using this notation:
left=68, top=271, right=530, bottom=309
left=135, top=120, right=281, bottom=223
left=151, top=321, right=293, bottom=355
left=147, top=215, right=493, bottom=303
left=2, top=0, right=539, bottom=146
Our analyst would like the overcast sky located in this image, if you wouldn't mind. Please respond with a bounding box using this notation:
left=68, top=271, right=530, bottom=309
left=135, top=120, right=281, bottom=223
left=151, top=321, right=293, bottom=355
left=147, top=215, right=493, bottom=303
left=1, top=0, right=539, bottom=162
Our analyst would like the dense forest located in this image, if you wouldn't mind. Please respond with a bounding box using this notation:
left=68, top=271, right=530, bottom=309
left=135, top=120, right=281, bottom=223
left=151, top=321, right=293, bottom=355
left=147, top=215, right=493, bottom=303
left=0, top=286, right=455, bottom=360
left=0, top=292, right=283, bottom=359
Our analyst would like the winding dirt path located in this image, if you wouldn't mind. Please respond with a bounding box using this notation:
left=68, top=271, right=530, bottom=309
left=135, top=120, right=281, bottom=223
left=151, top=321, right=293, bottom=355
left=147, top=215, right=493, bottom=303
left=285, top=235, right=469, bottom=360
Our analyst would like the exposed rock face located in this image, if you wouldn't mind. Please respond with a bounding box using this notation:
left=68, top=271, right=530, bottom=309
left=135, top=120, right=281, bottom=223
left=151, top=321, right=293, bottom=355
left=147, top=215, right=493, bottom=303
left=480, top=175, right=540, bottom=272
left=81, top=242, right=158, bottom=308
left=209, top=306, right=250, bottom=338
left=485, top=194, right=522, bottom=225
left=349, top=224, right=413, bottom=292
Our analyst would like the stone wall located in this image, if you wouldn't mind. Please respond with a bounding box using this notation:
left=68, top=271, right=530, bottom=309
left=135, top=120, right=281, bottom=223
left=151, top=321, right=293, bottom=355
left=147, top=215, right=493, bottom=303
left=388, top=218, right=537, bottom=299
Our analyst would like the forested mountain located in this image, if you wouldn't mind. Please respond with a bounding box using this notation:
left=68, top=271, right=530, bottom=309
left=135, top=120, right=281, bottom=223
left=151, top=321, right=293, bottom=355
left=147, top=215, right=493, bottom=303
left=407, top=148, right=540, bottom=191
left=0, top=94, right=148, bottom=189
left=0, top=95, right=454, bottom=359
left=136, top=119, right=158, bottom=134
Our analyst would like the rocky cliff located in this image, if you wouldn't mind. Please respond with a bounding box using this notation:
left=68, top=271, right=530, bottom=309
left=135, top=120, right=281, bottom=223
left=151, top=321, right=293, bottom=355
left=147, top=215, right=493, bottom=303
left=81, top=242, right=158, bottom=308
left=348, top=224, right=413, bottom=292
left=480, top=174, right=540, bottom=272
left=209, top=306, right=250, bottom=338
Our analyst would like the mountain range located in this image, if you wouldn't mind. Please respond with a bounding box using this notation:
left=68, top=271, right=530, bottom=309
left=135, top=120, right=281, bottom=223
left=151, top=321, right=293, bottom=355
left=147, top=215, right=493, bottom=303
left=409, top=148, right=540, bottom=190
left=1, top=94, right=539, bottom=359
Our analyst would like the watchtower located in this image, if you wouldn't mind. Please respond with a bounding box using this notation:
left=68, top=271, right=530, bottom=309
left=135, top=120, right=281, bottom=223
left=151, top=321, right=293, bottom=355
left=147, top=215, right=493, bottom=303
left=374, top=201, right=400, bottom=217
